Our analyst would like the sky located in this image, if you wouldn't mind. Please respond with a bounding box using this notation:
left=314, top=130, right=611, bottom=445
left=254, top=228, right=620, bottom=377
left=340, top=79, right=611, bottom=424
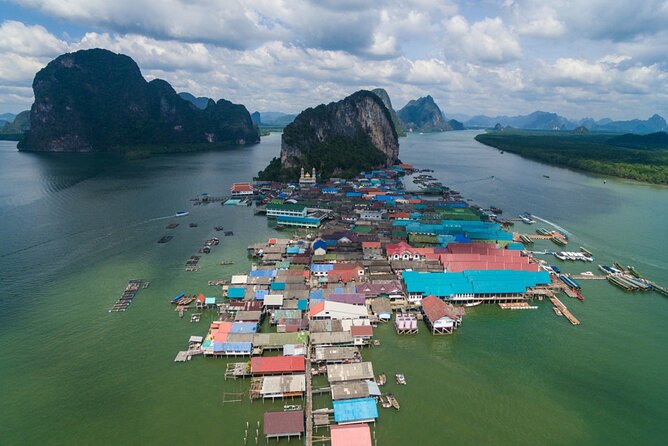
left=1, top=0, right=667, bottom=120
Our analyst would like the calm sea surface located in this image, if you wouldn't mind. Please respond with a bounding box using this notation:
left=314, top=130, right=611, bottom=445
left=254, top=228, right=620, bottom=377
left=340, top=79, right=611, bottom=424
left=1, top=131, right=666, bottom=445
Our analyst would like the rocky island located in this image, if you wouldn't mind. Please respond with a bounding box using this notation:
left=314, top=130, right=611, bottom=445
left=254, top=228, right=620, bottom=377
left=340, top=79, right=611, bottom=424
left=258, top=90, right=399, bottom=181
left=18, top=49, right=258, bottom=155
left=398, top=95, right=463, bottom=132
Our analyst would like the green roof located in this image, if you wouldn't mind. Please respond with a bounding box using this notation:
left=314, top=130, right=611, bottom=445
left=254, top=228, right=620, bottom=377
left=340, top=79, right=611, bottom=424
left=267, top=203, right=306, bottom=212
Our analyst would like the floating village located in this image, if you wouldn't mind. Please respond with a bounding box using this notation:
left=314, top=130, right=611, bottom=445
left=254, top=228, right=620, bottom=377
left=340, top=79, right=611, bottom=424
left=114, top=164, right=667, bottom=445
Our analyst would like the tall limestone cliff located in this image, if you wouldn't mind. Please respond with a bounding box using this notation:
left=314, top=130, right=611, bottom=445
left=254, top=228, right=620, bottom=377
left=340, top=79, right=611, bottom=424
left=371, top=88, right=406, bottom=137
left=258, top=90, right=399, bottom=180
left=19, top=49, right=258, bottom=153
left=398, top=95, right=462, bottom=132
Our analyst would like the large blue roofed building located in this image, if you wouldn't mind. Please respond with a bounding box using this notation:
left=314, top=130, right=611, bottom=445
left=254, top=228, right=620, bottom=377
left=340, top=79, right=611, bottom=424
left=402, top=270, right=551, bottom=303
left=333, top=397, right=379, bottom=424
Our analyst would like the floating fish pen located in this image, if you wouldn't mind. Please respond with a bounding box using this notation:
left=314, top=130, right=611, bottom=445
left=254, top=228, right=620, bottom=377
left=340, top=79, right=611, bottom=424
left=395, top=313, right=418, bottom=334
left=109, top=279, right=145, bottom=312
left=157, top=235, right=173, bottom=243
left=185, top=256, right=200, bottom=271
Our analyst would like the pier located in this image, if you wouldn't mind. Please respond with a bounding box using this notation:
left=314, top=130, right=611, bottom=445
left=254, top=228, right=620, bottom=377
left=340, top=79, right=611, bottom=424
left=549, top=296, right=580, bottom=325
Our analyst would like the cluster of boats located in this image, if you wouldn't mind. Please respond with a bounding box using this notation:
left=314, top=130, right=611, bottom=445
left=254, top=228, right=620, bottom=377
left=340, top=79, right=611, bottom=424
left=519, top=212, right=536, bottom=224
left=554, top=251, right=593, bottom=261
left=199, top=237, right=220, bottom=254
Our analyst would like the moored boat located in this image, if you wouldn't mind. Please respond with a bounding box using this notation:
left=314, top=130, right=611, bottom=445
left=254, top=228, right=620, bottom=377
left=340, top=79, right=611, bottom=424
left=175, top=211, right=189, bottom=217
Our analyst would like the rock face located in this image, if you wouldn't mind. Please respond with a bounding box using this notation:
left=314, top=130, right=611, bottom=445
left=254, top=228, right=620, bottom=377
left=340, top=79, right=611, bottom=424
left=266, top=90, right=398, bottom=179
left=398, top=95, right=455, bottom=132
left=19, top=49, right=259, bottom=152
left=371, top=88, right=406, bottom=136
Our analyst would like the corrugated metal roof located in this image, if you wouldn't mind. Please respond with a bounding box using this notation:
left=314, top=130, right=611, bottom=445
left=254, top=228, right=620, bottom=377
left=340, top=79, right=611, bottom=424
left=333, top=398, right=378, bottom=423
left=263, top=411, right=304, bottom=436
left=251, top=356, right=305, bottom=374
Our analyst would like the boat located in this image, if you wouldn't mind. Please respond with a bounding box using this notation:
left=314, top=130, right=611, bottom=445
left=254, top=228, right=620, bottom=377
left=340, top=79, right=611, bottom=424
left=387, top=393, right=400, bottom=410
left=395, top=373, right=406, bottom=385
left=552, top=306, right=563, bottom=316
left=175, top=211, right=190, bottom=217
left=157, top=235, right=173, bottom=244
left=464, top=301, right=482, bottom=307
left=580, top=247, right=593, bottom=256
left=551, top=236, right=568, bottom=246
left=379, top=395, right=392, bottom=409
left=284, top=404, right=302, bottom=411
left=519, top=213, right=536, bottom=224
left=376, top=373, right=387, bottom=386
left=550, top=265, right=561, bottom=274
left=653, top=285, right=668, bottom=297
left=627, top=265, right=641, bottom=278
left=189, top=222, right=198, bottom=228
left=214, top=226, right=224, bottom=231
left=170, top=292, right=185, bottom=303
left=543, top=175, right=550, bottom=178
left=220, top=260, right=234, bottom=265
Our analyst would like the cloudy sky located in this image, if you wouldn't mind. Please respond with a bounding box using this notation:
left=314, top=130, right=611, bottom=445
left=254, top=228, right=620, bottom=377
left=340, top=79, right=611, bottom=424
left=1, top=0, right=667, bottom=120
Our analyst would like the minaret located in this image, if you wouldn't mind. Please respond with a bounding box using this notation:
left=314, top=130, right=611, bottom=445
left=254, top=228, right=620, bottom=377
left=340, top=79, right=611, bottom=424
left=312, top=168, right=316, bottom=183
left=300, top=167, right=305, bottom=182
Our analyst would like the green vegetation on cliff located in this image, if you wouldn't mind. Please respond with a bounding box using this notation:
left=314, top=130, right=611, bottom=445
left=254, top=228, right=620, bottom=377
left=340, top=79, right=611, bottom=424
left=258, top=90, right=399, bottom=181
left=258, top=135, right=387, bottom=181
left=475, top=130, right=668, bottom=184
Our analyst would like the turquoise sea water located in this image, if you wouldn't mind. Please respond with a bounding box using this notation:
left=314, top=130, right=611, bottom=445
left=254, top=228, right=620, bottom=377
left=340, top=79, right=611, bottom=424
left=1, top=131, right=666, bottom=445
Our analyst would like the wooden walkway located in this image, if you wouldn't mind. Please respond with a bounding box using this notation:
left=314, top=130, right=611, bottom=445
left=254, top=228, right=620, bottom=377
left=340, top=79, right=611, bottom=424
left=305, top=344, right=314, bottom=445
left=549, top=296, right=580, bottom=325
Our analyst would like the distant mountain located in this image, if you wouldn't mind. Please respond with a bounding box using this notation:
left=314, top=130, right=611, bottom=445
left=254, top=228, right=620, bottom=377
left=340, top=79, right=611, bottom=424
left=581, top=114, right=667, bottom=133
left=607, top=131, right=668, bottom=149
left=371, top=88, right=406, bottom=137
left=255, top=112, right=297, bottom=127
left=258, top=90, right=399, bottom=181
left=466, top=111, right=667, bottom=134
left=19, top=49, right=259, bottom=153
left=0, top=113, right=16, bottom=122
left=0, top=110, right=30, bottom=134
left=398, top=95, right=460, bottom=132
left=466, top=111, right=576, bottom=130
left=178, top=92, right=211, bottom=110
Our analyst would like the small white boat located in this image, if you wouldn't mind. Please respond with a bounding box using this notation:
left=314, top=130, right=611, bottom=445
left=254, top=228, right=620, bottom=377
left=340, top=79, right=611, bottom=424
left=395, top=373, right=406, bottom=385
left=175, top=211, right=190, bottom=217
left=464, top=301, right=482, bottom=307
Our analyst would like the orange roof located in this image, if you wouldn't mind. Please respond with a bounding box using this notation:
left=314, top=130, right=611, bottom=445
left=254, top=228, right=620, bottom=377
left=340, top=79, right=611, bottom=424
left=309, top=301, right=325, bottom=318
left=197, top=293, right=205, bottom=303
left=331, top=424, right=372, bottom=446
left=351, top=325, right=373, bottom=337
left=362, top=242, right=381, bottom=248
left=231, top=182, right=253, bottom=192
left=213, top=332, right=229, bottom=343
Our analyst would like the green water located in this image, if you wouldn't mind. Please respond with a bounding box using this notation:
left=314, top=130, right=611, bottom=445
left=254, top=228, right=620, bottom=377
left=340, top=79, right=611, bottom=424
left=1, top=131, right=667, bottom=445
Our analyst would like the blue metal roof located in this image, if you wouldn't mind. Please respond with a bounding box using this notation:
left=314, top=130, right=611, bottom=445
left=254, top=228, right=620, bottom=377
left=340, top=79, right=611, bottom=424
left=298, top=299, right=308, bottom=311
left=311, top=264, right=334, bottom=273
left=402, top=270, right=550, bottom=297
left=220, top=342, right=252, bottom=353
left=255, top=290, right=269, bottom=300
left=286, top=246, right=302, bottom=255
left=227, top=287, right=246, bottom=299
left=270, top=282, right=286, bottom=290
left=249, top=269, right=277, bottom=277
left=333, top=398, right=379, bottom=423
left=231, top=322, right=258, bottom=334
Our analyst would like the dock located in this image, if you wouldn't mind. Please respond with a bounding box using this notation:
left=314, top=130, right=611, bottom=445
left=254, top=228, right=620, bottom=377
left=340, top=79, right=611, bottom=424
left=549, top=296, right=580, bottom=325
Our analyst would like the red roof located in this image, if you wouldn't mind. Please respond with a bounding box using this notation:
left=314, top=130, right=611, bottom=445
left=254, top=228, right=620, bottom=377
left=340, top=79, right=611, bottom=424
left=263, top=411, right=304, bottom=436
left=331, top=423, right=372, bottom=446
left=421, top=295, right=449, bottom=322
left=251, top=356, right=305, bottom=374
left=362, top=242, right=381, bottom=248
left=351, top=325, right=373, bottom=337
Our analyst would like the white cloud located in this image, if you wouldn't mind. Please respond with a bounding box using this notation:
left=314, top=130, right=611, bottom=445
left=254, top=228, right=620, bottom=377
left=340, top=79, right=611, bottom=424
left=443, top=15, right=522, bottom=64
left=0, top=20, right=67, bottom=56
